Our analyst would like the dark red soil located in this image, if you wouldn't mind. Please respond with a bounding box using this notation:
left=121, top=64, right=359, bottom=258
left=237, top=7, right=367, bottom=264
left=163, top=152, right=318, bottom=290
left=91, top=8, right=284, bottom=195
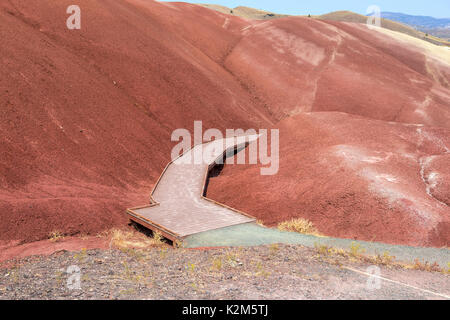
left=0, top=0, right=273, bottom=244
left=0, top=237, right=110, bottom=265
left=208, top=113, right=450, bottom=247
left=1, top=0, right=449, bottom=249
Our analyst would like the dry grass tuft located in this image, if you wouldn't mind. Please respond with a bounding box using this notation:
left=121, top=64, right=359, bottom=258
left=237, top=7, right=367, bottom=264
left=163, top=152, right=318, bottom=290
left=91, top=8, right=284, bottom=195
left=256, top=220, right=266, bottom=227
left=411, top=259, right=443, bottom=273
left=278, top=218, right=322, bottom=236
left=350, top=242, right=366, bottom=257
left=211, top=257, right=223, bottom=271
left=314, top=243, right=447, bottom=273
left=109, top=229, right=165, bottom=249
left=48, top=231, right=64, bottom=242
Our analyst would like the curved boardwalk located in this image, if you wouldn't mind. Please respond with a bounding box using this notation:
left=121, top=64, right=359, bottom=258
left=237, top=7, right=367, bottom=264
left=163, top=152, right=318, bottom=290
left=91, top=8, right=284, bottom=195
left=127, top=135, right=449, bottom=268
left=127, top=135, right=259, bottom=242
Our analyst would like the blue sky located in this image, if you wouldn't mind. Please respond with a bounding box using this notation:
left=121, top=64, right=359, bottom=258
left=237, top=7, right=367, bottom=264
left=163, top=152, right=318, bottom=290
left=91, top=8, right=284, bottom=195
left=176, top=0, right=450, bottom=18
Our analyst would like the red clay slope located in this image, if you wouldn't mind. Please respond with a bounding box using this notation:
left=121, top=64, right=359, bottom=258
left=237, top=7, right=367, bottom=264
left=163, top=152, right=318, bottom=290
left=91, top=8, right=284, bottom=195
left=1, top=0, right=449, bottom=247
left=206, top=14, right=450, bottom=247
left=0, top=0, right=274, bottom=243
left=224, top=18, right=450, bottom=126
left=208, top=113, right=450, bottom=247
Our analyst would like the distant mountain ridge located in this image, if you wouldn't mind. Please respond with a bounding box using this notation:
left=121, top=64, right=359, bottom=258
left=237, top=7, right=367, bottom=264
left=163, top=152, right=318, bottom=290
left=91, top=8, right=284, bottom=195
left=320, top=11, right=449, bottom=46
left=200, top=4, right=449, bottom=45
left=198, top=4, right=288, bottom=20
left=380, top=12, right=450, bottom=29
left=380, top=12, right=450, bottom=40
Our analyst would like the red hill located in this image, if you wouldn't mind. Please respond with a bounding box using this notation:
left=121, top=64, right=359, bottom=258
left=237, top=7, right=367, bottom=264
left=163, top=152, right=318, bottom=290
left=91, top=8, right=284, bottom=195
left=1, top=0, right=449, bottom=247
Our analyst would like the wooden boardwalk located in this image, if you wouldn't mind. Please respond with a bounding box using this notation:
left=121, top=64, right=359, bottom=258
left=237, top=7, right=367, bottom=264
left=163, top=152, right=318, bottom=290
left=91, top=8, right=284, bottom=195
left=126, top=135, right=259, bottom=242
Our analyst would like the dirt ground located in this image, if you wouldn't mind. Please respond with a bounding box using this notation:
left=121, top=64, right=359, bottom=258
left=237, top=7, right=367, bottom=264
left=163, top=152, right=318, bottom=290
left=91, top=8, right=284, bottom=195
left=0, top=244, right=448, bottom=300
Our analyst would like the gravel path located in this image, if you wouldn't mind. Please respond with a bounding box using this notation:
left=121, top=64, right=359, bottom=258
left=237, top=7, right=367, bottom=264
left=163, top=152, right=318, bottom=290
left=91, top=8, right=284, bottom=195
left=0, top=244, right=448, bottom=300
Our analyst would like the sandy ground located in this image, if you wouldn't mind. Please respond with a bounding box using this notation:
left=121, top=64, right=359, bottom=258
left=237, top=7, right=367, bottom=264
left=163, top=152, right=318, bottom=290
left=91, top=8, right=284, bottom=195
left=370, top=25, right=450, bottom=65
